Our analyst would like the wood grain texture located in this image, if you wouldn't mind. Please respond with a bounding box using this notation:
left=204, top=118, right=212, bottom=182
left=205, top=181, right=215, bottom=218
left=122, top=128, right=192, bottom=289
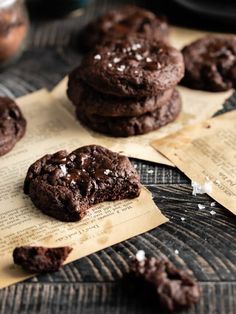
left=0, top=7, right=236, bottom=314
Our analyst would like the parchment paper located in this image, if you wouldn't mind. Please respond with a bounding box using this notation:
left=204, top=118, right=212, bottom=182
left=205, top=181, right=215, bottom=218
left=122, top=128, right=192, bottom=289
left=51, top=77, right=232, bottom=165
left=0, top=90, right=168, bottom=289
left=152, top=110, right=236, bottom=216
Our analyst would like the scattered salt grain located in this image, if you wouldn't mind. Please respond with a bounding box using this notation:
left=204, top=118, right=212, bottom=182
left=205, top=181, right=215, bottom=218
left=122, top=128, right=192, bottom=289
left=136, top=250, right=146, bottom=262
left=113, top=57, right=121, bottom=63
left=146, top=57, right=152, bottom=63
left=192, top=180, right=212, bottom=196
left=60, top=165, right=67, bottom=176
left=147, top=170, right=154, bottom=174
left=108, top=63, right=112, bottom=68
left=132, top=43, right=141, bottom=51
left=174, top=250, right=179, bottom=255
left=198, top=204, right=205, bottom=210
left=135, top=54, right=143, bottom=61
left=210, top=210, right=216, bottom=216
left=94, top=54, right=101, bottom=60
left=117, top=65, right=126, bottom=72
left=181, top=217, right=185, bottom=221
left=134, top=164, right=138, bottom=169
left=210, top=202, right=216, bottom=207
left=104, top=169, right=112, bottom=175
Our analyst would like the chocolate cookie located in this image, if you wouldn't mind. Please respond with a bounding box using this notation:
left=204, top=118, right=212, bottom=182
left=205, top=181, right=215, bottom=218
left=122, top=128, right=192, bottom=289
left=24, top=145, right=141, bottom=222
left=13, top=246, right=72, bottom=272
left=182, top=35, right=236, bottom=91
left=76, top=89, right=181, bottom=137
left=78, top=36, right=184, bottom=97
left=79, top=5, right=169, bottom=52
left=0, top=97, right=26, bottom=156
left=132, top=256, right=200, bottom=311
left=67, top=73, right=173, bottom=117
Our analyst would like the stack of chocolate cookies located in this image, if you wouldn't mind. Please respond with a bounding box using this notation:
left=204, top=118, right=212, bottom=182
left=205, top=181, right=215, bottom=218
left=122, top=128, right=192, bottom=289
left=67, top=6, right=185, bottom=137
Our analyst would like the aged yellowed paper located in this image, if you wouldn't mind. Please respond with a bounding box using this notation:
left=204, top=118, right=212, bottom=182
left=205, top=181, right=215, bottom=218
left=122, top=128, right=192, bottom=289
left=152, top=110, right=236, bottom=216
left=51, top=77, right=232, bottom=165
left=0, top=89, right=168, bottom=289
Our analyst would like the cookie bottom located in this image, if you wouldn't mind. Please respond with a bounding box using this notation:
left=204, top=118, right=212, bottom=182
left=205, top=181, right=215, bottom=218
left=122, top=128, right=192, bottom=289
left=76, top=89, right=182, bottom=137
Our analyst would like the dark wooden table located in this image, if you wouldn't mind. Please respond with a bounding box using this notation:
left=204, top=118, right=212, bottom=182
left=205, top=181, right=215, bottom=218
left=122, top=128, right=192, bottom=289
left=0, top=8, right=236, bottom=314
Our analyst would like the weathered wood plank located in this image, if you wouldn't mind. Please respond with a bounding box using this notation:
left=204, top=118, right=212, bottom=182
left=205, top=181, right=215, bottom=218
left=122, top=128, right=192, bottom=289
left=0, top=282, right=235, bottom=314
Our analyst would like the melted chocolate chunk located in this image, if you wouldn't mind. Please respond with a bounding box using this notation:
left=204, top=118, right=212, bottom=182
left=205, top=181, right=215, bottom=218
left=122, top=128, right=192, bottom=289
left=132, top=257, right=201, bottom=311
left=24, top=145, right=141, bottom=222
left=182, top=35, right=236, bottom=91
left=0, top=97, right=26, bottom=156
left=13, top=246, right=72, bottom=272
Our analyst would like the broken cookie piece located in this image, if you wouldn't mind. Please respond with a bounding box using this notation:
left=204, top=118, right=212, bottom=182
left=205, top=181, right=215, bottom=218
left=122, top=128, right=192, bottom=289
left=13, top=246, right=72, bottom=272
left=24, top=145, right=141, bottom=222
left=132, top=253, right=200, bottom=311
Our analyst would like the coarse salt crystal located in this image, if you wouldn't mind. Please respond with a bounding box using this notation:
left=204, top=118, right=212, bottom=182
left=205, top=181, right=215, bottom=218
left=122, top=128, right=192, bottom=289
left=198, top=204, right=205, bottom=210
left=60, top=164, right=67, bottom=176
left=210, top=210, right=216, bottom=215
left=117, top=65, right=126, bottom=72
left=132, top=43, right=141, bottom=51
left=70, top=180, right=76, bottom=185
left=104, top=169, right=112, bottom=175
left=147, top=170, right=154, bottom=174
left=174, top=250, right=179, bottom=255
left=108, top=63, right=112, bottom=68
left=94, top=54, right=101, bottom=60
left=134, top=70, right=139, bottom=75
left=181, top=217, right=186, bottom=221
left=146, top=57, right=152, bottom=63
left=136, top=250, right=145, bottom=262
left=135, top=54, right=143, bottom=61
left=211, top=202, right=216, bottom=207
left=191, top=180, right=212, bottom=196
left=113, top=57, right=121, bottom=63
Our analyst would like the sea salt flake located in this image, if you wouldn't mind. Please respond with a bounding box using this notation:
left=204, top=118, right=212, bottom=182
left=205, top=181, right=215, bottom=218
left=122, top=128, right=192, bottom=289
left=60, top=164, right=67, bottom=176
left=117, top=65, right=126, bottom=72
left=136, top=250, right=145, bottom=262
left=147, top=170, right=154, bottom=174
left=94, top=54, right=101, bottom=60
left=113, top=57, right=121, bottom=63
left=198, top=204, right=205, bottom=210
left=191, top=180, right=212, bottom=196
left=146, top=57, right=152, bottom=63
left=174, top=250, right=179, bottom=255
left=104, top=169, right=112, bottom=175
left=181, top=217, right=186, bottom=221
left=135, top=53, right=143, bottom=61
left=132, top=43, right=142, bottom=51
left=210, top=210, right=216, bottom=215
